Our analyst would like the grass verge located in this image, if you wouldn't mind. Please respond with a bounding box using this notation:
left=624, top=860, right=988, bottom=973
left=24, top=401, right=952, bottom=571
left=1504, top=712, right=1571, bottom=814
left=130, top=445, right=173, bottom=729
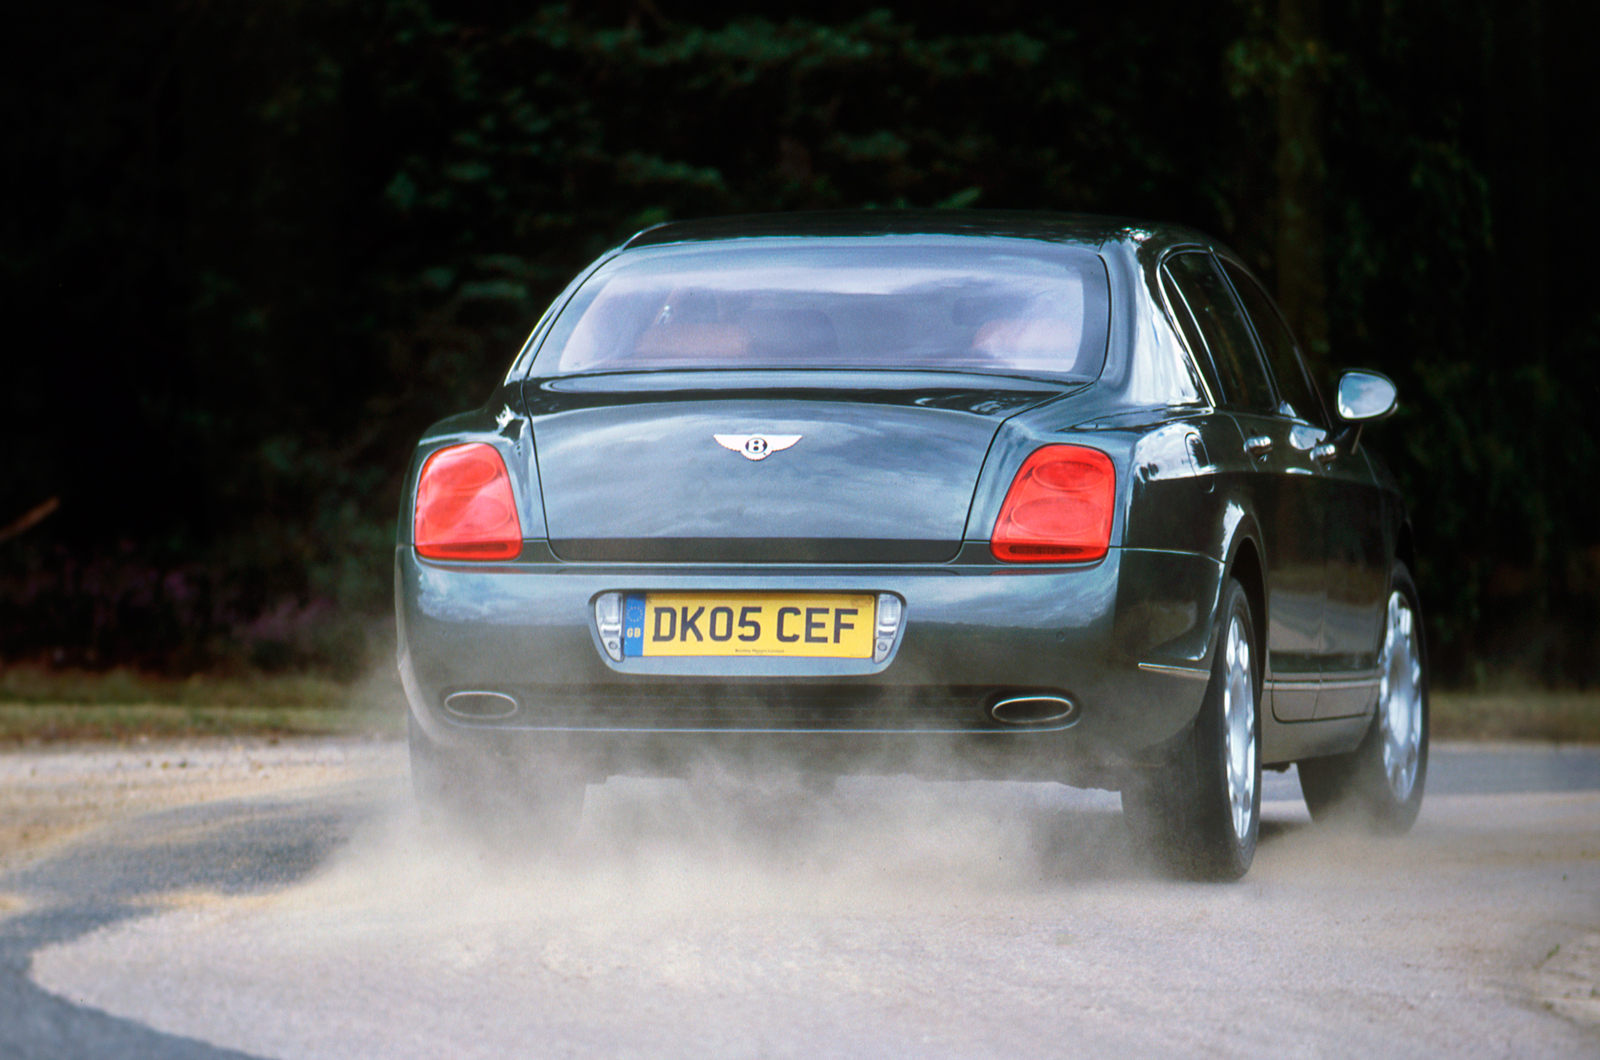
left=0, top=669, right=1596, bottom=745
left=1431, top=691, right=1600, bottom=743
left=0, top=666, right=404, bottom=745
left=0, top=704, right=382, bottom=743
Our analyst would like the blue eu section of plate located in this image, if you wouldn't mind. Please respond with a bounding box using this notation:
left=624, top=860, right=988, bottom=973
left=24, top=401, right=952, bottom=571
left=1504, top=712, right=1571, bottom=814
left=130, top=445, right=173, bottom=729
left=623, top=592, right=646, bottom=658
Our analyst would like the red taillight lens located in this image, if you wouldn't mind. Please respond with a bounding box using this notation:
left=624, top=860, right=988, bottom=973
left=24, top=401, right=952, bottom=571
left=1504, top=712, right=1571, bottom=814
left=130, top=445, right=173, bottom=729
left=990, top=445, right=1115, bottom=563
left=414, top=443, right=523, bottom=561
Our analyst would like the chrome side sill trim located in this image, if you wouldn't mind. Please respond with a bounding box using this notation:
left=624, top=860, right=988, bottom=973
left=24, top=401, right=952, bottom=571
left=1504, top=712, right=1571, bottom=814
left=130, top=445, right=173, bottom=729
left=1265, top=672, right=1380, bottom=693
left=1321, top=677, right=1381, bottom=691
left=1138, top=662, right=1210, bottom=680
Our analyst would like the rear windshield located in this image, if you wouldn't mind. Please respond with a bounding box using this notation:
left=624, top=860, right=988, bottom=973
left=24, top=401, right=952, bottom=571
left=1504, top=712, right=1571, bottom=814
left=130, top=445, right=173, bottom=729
left=529, top=239, right=1110, bottom=379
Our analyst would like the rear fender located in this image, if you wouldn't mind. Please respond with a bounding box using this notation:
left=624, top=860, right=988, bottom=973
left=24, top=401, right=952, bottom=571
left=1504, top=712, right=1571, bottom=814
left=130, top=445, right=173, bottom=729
left=1217, top=504, right=1268, bottom=675
left=397, top=392, right=546, bottom=547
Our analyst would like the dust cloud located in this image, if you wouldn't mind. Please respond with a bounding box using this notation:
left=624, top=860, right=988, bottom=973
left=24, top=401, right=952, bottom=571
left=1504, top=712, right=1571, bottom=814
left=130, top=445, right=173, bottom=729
left=317, top=759, right=1133, bottom=931
left=21, top=730, right=1600, bottom=1060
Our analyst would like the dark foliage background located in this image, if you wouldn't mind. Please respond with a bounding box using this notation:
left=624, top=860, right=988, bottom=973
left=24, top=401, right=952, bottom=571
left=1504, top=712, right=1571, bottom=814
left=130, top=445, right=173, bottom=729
left=2, top=0, right=1596, bottom=685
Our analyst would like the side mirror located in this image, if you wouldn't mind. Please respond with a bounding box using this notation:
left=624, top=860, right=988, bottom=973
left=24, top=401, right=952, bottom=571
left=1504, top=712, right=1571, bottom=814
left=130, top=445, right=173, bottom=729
left=1336, top=369, right=1398, bottom=422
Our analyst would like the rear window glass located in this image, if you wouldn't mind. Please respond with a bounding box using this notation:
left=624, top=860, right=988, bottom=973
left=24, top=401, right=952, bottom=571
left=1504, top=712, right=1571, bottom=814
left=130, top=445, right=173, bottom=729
left=530, top=240, right=1110, bottom=379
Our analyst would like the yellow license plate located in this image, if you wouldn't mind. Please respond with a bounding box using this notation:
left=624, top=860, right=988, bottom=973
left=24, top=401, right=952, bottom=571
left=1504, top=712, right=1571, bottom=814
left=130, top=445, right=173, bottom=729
left=623, top=592, right=876, bottom=658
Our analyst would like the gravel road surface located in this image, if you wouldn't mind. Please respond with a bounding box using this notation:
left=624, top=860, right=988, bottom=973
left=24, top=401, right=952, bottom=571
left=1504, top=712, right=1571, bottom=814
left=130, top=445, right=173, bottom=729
left=1, top=739, right=1596, bottom=1059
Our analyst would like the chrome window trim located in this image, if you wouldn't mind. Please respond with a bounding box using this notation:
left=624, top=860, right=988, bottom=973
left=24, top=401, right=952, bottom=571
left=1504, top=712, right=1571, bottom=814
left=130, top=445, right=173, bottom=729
left=1153, top=246, right=1221, bottom=411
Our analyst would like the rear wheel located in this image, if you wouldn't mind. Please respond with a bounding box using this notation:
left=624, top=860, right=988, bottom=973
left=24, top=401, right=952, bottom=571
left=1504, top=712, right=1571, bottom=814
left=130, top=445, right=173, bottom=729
left=1298, top=562, right=1428, bottom=832
left=1122, top=579, right=1261, bottom=881
left=408, top=714, right=585, bottom=846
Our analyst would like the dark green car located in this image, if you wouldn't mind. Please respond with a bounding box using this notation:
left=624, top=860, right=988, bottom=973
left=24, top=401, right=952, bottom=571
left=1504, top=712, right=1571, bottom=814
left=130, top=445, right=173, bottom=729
left=396, top=212, right=1427, bottom=880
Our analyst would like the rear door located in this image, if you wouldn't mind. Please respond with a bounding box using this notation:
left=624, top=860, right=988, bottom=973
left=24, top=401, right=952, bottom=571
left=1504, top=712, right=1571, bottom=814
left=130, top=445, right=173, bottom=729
left=1162, top=251, right=1327, bottom=721
left=1217, top=261, right=1387, bottom=718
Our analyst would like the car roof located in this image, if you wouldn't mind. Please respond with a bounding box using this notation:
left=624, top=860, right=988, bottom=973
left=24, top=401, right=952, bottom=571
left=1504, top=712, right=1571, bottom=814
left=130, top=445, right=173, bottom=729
left=618, top=210, right=1215, bottom=255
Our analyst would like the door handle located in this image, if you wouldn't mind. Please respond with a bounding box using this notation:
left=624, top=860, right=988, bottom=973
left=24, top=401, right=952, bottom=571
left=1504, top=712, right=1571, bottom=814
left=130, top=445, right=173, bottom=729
left=1243, top=435, right=1273, bottom=458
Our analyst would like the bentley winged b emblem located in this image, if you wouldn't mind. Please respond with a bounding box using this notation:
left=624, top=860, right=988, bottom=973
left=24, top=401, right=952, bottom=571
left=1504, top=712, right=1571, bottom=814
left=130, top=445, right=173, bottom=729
left=715, top=434, right=802, bottom=461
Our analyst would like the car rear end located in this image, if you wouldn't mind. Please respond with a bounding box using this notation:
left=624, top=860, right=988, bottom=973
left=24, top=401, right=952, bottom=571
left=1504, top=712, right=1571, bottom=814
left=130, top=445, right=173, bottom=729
left=397, top=223, right=1219, bottom=788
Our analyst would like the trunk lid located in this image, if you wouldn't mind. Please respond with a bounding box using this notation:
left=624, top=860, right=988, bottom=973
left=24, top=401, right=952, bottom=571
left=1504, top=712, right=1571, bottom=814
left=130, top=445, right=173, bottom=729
left=523, top=373, right=1068, bottom=563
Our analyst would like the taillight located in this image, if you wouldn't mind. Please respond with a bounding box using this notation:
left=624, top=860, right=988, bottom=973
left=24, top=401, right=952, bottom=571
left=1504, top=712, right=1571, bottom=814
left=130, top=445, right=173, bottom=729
left=414, top=443, right=523, bottom=561
left=990, top=445, right=1115, bottom=563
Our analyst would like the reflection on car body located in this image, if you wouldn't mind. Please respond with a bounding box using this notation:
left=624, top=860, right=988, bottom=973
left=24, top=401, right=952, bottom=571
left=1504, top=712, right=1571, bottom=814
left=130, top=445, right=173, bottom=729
left=397, top=211, right=1429, bottom=880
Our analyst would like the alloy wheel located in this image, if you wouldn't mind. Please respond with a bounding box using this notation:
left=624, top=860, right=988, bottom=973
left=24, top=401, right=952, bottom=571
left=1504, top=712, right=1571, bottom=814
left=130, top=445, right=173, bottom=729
left=1378, top=590, right=1424, bottom=802
left=1222, top=611, right=1257, bottom=842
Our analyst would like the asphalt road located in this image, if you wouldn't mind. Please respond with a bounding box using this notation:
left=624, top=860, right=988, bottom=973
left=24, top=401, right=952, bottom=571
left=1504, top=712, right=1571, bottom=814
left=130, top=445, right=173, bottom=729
left=2, top=741, right=1597, bottom=1059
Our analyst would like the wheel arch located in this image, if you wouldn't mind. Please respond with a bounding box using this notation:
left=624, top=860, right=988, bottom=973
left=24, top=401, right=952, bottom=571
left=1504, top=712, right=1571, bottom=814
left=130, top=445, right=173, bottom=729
left=1395, top=518, right=1418, bottom=581
left=1222, top=531, right=1268, bottom=687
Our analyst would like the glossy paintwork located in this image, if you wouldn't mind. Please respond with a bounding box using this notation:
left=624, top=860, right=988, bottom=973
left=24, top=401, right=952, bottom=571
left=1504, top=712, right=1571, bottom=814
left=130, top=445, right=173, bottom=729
left=526, top=385, right=1045, bottom=561
left=1319, top=444, right=1391, bottom=715
left=396, top=211, right=1412, bottom=786
left=397, top=543, right=1216, bottom=785
left=1236, top=409, right=1329, bottom=720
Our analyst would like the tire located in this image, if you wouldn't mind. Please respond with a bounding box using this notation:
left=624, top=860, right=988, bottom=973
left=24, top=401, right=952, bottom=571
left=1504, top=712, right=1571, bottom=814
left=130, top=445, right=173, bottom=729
left=408, top=713, right=585, bottom=845
left=1298, top=562, right=1428, bottom=833
left=1122, top=578, right=1261, bottom=881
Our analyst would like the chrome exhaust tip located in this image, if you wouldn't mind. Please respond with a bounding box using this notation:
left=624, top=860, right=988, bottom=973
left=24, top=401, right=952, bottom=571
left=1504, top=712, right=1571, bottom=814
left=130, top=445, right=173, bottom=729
left=988, top=694, right=1078, bottom=727
left=443, top=691, right=520, bottom=720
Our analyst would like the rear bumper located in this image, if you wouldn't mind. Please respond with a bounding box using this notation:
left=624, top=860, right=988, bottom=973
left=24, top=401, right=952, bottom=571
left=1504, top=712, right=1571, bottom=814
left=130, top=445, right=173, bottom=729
left=396, top=543, right=1222, bottom=784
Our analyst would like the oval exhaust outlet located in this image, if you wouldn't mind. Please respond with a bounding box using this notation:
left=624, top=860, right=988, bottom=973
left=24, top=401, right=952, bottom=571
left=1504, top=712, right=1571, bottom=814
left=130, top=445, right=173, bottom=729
left=443, top=691, right=519, bottom=719
left=989, top=695, right=1078, bottom=727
